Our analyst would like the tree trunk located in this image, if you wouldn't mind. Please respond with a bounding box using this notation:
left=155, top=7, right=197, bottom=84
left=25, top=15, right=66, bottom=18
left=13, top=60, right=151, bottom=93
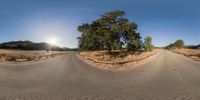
left=108, top=45, right=112, bottom=55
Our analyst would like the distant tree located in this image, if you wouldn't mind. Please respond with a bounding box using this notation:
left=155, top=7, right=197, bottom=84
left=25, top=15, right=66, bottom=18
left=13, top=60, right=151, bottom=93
left=144, top=36, right=153, bottom=51
left=166, top=39, right=185, bottom=49
left=174, top=39, right=184, bottom=48
left=77, top=10, right=142, bottom=54
left=166, top=43, right=175, bottom=49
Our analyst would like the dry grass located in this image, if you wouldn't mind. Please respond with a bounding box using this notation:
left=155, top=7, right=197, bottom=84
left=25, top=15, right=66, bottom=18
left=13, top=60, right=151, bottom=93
left=172, top=48, right=200, bottom=61
left=78, top=49, right=161, bottom=71
left=0, top=49, right=66, bottom=63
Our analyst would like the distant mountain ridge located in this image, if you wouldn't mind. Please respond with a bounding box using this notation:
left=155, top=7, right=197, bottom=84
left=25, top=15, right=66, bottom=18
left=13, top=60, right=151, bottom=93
left=0, top=40, right=67, bottom=51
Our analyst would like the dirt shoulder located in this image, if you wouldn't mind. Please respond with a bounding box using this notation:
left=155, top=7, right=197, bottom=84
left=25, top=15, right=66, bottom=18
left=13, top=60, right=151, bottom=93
left=0, top=49, right=67, bottom=64
left=171, top=48, right=200, bottom=61
left=77, top=49, right=161, bottom=71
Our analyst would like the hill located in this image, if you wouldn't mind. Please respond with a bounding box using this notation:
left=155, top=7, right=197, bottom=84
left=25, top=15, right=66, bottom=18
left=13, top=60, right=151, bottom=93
left=0, top=41, right=70, bottom=51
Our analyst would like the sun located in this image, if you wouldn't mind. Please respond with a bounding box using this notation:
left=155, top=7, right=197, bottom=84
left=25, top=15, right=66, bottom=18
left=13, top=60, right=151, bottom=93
left=47, top=37, right=59, bottom=45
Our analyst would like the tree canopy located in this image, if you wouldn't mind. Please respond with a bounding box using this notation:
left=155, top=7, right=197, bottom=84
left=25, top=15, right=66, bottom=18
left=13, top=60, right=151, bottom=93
left=144, top=36, right=153, bottom=51
left=77, top=10, right=143, bottom=53
left=174, top=39, right=184, bottom=48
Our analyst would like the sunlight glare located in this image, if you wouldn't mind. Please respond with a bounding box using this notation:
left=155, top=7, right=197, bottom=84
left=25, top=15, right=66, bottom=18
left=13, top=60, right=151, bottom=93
left=47, top=37, right=59, bottom=45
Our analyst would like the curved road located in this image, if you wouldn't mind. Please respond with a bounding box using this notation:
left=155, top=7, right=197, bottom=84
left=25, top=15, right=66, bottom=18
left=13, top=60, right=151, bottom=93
left=0, top=50, right=200, bottom=100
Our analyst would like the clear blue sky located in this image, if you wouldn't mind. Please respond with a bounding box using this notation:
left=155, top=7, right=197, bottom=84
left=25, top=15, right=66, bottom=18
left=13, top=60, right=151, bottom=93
left=0, top=0, right=199, bottom=48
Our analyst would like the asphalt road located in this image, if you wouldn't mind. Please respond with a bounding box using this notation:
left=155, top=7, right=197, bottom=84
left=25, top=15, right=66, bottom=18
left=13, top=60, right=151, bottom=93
left=0, top=50, right=200, bottom=100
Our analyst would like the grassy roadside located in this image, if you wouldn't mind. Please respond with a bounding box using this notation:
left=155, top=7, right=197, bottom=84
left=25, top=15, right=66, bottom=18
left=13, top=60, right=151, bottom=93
left=0, top=49, right=66, bottom=63
left=77, top=49, right=161, bottom=71
left=171, top=48, right=200, bottom=61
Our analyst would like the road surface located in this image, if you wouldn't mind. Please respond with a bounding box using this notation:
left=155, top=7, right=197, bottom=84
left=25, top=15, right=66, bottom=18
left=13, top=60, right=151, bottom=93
left=0, top=50, right=200, bottom=100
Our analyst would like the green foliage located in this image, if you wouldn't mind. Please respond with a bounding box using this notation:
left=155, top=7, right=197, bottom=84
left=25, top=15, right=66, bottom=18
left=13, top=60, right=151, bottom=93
left=144, top=36, right=153, bottom=51
left=77, top=23, right=104, bottom=51
left=77, top=10, right=142, bottom=53
left=167, top=39, right=185, bottom=49
left=167, top=43, right=176, bottom=49
left=174, top=39, right=184, bottom=48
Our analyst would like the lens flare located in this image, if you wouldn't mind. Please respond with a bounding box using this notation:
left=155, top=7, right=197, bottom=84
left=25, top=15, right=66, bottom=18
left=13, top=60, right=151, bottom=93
left=47, top=37, right=59, bottom=45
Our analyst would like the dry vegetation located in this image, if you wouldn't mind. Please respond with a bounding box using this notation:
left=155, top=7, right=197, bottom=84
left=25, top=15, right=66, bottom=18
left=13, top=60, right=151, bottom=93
left=0, top=49, right=66, bottom=63
left=172, top=48, right=200, bottom=61
left=78, top=49, right=161, bottom=71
